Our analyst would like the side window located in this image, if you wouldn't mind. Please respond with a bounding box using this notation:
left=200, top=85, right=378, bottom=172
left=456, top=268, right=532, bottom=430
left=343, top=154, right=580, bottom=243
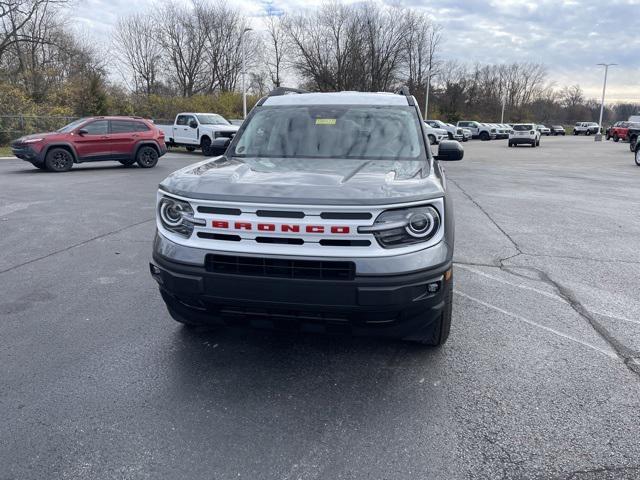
left=176, top=115, right=188, bottom=126
left=111, top=120, right=135, bottom=133
left=111, top=120, right=150, bottom=133
left=185, top=116, right=196, bottom=127
left=82, top=120, right=109, bottom=135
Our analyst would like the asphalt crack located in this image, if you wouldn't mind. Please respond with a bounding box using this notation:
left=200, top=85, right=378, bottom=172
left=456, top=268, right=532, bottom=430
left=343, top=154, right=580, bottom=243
left=450, top=178, right=640, bottom=378
left=0, top=218, right=154, bottom=276
left=564, top=464, right=640, bottom=479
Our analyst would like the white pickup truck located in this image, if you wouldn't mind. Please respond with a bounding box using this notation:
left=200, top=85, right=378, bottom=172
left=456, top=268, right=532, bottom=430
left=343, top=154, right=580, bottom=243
left=157, top=113, right=239, bottom=155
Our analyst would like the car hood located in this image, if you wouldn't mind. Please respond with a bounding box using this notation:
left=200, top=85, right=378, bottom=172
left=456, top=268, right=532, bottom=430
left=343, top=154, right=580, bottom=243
left=13, top=132, right=59, bottom=143
left=159, top=156, right=443, bottom=206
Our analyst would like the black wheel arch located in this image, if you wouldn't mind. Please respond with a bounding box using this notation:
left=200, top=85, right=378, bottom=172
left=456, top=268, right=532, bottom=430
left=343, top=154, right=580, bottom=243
left=134, top=141, right=161, bottom=158
left=42, top=143, right=79, bottom=163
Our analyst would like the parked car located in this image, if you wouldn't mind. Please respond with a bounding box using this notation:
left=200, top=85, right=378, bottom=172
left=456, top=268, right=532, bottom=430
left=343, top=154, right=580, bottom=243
left=536, top=125, right=551, bottom=136
left=457, top=121, right=496, bottom=140
left=550, top=125, right=565, bottom=136
left=157, top=113, right=238, bottom=155
left=606, top=121, right=639, bottom=142
left=628, top=125, right=640, bottom=152
left=508, top=123, right=541, bottom=148
left=150, top=88, right=464, bottom=345
left=424, top=123, right=448, bottom=145
left=634, top=140, right=640, bottom=166
left=500, top=124, right=513, bottom=136
left=425, top=119, right=463, bottom=141
left=490, top=124, right=508, bottom=139
left=10, top=116, right=166, bottom=172
left=456, top=125, right=472, bottom=142
left=573, top=122, right=600, bottom=135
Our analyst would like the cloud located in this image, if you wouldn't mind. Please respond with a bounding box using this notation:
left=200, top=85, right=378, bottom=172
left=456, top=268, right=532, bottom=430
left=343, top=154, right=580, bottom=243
left=68, top=0, right=640, bottom=102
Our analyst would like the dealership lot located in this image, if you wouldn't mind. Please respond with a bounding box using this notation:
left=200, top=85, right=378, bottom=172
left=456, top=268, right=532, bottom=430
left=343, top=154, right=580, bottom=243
left=1, top=137, right=640, bottom=479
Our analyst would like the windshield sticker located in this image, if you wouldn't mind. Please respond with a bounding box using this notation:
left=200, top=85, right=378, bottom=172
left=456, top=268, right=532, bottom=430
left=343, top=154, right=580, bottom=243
left=315, top=118, right=336, bottom=125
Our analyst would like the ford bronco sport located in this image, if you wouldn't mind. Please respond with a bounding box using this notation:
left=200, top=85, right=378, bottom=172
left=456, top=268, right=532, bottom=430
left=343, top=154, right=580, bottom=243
left=150, top=88, right=463, bottom=345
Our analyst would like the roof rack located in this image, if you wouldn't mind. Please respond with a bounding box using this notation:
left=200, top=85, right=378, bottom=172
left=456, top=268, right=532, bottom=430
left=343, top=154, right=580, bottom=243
left=269, top=87, right=308, bottom=96
left=396, top=86, right=414, bottom=106
left=257, top=87, right=309, bottom=106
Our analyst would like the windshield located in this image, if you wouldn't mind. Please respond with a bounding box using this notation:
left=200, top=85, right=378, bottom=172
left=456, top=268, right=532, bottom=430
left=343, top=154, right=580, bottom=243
left=232, top=105, right=425, bottom=160
left=196, top=114, right=230, bottom=125
left=514, top=124, right=533, bottom=131
left=57, top=118, right=86, bottom=133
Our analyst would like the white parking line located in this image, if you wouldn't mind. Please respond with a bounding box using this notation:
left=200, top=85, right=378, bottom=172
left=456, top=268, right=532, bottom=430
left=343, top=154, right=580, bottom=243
left=456, top=264, right=564, bottom=301
left=456, top=264, right=640, bottom=327
left=455, top=290, right=618, bottom=360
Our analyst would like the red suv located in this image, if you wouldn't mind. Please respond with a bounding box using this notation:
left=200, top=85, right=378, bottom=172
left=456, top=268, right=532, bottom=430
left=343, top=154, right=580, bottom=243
left=10, top=116, right=167, bottom=172
left=606, top=121, right=640, bottom=142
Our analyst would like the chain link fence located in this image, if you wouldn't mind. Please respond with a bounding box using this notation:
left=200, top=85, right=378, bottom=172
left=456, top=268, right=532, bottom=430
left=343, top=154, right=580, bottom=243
left=0, top=115, right=79, bottom=145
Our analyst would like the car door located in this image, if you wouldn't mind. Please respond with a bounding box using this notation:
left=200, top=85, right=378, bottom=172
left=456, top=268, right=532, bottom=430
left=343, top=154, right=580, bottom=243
left=175, top=115, right=199, bottom=145
left=109, top=120, right=143, bottom=159
left=74, top=120, right=110, bottom=161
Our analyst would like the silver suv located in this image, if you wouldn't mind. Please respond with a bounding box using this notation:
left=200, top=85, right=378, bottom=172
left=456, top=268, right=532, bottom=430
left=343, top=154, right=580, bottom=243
left=150, top=88, right=464, bottom=345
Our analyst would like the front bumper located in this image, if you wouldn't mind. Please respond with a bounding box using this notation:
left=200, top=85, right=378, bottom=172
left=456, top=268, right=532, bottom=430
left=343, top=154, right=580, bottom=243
left=151, top=234, right=452, bottom=338
left=10, top=144, right=42, bottom=163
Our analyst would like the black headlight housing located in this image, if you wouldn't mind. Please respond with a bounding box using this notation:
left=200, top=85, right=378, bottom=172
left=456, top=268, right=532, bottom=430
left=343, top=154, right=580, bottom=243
left=360, top=205, right=441, bottom=248
left=158, top=196, right=203, bottom=237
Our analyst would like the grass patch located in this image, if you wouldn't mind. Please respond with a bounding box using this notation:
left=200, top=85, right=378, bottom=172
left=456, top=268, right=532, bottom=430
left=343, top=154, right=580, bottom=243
left=0, top=146, right=13, bottom=157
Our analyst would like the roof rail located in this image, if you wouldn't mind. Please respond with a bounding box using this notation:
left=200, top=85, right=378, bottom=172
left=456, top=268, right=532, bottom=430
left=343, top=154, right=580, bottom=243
left=396, top=86, right=414, bottom=106
left=257, top=87, right=309, bottom=106
left=268, top=87, right=308, bottom=97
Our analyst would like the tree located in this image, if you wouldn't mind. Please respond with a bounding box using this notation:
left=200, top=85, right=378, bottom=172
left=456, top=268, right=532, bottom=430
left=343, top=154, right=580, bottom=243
left=113, top=13, right=163, bottom=95
left=263, top=13, right=286, bottom=88
left=154, top=0, right=209, bottom=97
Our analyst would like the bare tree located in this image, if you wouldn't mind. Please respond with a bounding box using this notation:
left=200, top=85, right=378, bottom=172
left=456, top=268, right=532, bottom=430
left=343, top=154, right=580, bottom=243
left=154, top=0, right=209, bottom=97
left=263, top=13, right=286, bottom=88
left=113, top=13, right=163, bottom=95
left=0, top=0, right=65, bottom=59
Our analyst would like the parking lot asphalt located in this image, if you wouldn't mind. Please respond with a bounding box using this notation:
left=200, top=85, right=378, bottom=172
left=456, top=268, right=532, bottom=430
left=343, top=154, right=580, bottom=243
left=1, top=138, right=640, bottom=479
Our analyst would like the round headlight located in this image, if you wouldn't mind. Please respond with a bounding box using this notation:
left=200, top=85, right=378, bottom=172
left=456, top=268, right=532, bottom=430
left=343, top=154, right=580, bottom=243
left=160, top=200, right=185, bottom=227
left=405, top=208, right=437, bottom=238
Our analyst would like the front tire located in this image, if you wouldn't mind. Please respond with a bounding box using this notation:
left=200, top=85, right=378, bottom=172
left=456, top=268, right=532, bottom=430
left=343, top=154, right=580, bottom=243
left=630, top=137, right=637, bottom=152
left=200, top=136, right=212, bottom=155
left=614, top=134, right=619, bottom=142
left=635, top=148, right=640, bottom=166
left=428, top=134, right=436, bottom=145
left=480, top=131, right=490, bottom=141
left=45, top=148, right=73, bottom=172
left=136, top=146, right=158, bottom=168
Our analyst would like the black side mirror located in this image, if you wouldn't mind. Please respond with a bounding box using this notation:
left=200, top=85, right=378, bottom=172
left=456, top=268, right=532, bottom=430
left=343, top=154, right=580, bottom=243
left=435, top=140, right=463, bottom=161
left=204, top=137, right=231, bottom=156
left=77, top=128, right=88, bottom=136
left=189, top=120, right=198, bottom=129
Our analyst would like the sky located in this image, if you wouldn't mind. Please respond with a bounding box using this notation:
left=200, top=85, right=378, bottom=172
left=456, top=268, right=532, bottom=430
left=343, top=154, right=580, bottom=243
left=70, top=0, right=640, bottom=103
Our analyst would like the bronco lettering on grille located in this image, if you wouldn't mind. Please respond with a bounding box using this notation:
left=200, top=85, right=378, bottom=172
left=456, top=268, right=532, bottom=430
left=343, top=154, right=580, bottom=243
left=211, top=220, right=350, bottom=234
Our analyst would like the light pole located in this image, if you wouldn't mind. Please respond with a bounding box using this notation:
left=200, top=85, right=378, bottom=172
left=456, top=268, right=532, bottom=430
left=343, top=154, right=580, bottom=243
left=424, top=68, right=431, bottom=119
left=500, top=96, right=506, bottom=124
left=595, top=63, right=616, bottom=141
left=241, top=27, right=253, bottom=119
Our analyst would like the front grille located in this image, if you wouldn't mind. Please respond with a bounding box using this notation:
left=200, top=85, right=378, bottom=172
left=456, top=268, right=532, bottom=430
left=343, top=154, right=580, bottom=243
left=205, top=254, right=355, bottom=280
